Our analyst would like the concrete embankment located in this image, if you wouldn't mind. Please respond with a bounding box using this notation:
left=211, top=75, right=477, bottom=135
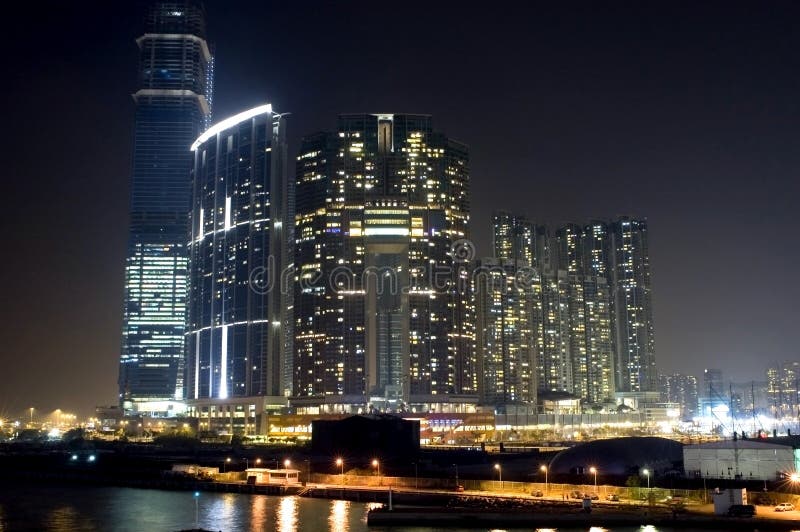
left=367, top=507, right=800, bottom=530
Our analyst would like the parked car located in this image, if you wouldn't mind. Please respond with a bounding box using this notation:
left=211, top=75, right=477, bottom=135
left=727, top=504, right=756, bottom=517
left=531, top=490, right=543, bottom=497
left=584, top=493, right=599, bottom=500
left=606, top=493, right=620, bottom=501
left=569, top=490, right=584, bottom=499
left=775, top=502, right=795, bottom=512
left=454, top=485, right=465, bottom=492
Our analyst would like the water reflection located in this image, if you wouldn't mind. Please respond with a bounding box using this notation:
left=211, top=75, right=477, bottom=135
left=277, top=495, right=298, bottom=532
left=329, top=499, right=349, bottom=532
left=46, top=506, right=86, bottom=531
left=250, top=494, right=268, bottom=531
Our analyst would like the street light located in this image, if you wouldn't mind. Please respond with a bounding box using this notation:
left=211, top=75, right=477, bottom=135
left=590, top=466, right=597, bottom=492
left=284, top=459, right=291, bottom=469
left=372, top=459, right=381, bottom=485
left=255, top=458, right=262, bottom=466
left=29, top=407, right=34, bottom=425
left=643, top=468, right=651, bottom=489
left=224, top=457, right=231, bottom=473
left=494, top=463, right=502, bottom=489
left=540, top=465, right=548, bottom=493
left=336, top=457, right=344, bottom=483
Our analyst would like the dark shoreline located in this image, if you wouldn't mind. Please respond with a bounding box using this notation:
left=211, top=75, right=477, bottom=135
left=367, top=507, right=800, bottom=531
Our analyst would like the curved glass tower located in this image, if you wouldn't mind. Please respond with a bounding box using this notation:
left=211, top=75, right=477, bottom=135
left=185, top=106, right=291, bottom=414
left=119, top=0, right=213, bottom=414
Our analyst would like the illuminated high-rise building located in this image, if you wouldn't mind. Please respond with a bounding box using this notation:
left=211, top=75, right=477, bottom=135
left=659, top=373, right=699, bottom=420
left=609, top=217, right=656, bottom=392
left=534, top=270, right=572, bottom=394
left=184, top=105, right=291, bottom=431
left=492, top=212, right=535, bottom=267
left=531, top=268, right=613, bottom=404
left=767, top=362, right=800, bottom=417
left=474, top=258, right=537, bottom=405
left=568, top=274, right=614, bottom=403
left=294, top=114, right=472, bottom=408
left=119, top=0, right=213, bottom=413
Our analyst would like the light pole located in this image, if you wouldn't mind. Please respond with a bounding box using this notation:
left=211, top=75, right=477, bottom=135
left=29, top=407, right=34, bottom=425
left=540, top=465, right=548, bottom=494
left=372, top=459, right=381, bottom=485
left=643, top=468, right=650, bottom=501
left=494, top=463, right=502, bottom=490
left=224, top=457, right=231, bottom=473
left=284, top=459, right=291, bottom=485
left=255, top=458, right=262, bottom=467
left=336, top=458, right=344, bottom=484
left=453, top=464, right=459, bottom=487
left=590, top=466, right=597, bottom=493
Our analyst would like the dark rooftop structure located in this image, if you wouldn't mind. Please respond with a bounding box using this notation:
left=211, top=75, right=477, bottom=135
left=549, top=436, right=683, bottom=477
left=311, top=415, right=420, bottom=462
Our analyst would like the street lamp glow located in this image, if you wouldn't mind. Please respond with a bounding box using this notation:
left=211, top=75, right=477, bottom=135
left=284, top=459, right=291, bottom=468
left=790, top=473, right=800, bottom=482
left=540, top=465, right=548, bottom=493
left=255, top=458, right=262, bottom=465
left=494, top=463, right=503, bottom=488
left=589, top=466, right=598, bottom=491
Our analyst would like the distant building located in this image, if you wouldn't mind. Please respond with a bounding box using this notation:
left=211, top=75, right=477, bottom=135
left=492, top=211, right=536, bottom=267
left=184, top=105, right=291, bottom=433
left=474, top=258, right=537, bottom=405
left=119, top=0, right=214, bottom=414
left=767, top=362, right=800, bottom=417
left=608, top=218, right=657, bottom=393
left=293, top=114, right=473, bottom=408
left=659, top=373, right=699, bottom=421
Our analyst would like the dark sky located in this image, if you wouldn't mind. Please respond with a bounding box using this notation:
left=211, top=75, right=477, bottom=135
left=2, top=1, right=799, bottom=418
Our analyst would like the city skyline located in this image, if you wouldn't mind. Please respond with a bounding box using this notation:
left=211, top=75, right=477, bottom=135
left=2, top=0, right=800, bottom=416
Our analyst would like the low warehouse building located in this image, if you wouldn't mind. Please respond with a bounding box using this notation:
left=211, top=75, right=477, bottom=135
left=683, top=439, right=798, bottom=480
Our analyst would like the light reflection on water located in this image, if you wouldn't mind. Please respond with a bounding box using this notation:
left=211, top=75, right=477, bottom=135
left=329, top=499, right=350, bottom=532
left=0, top=485, right=722, bottom=532
left=277, top=495, right=298, bottom=532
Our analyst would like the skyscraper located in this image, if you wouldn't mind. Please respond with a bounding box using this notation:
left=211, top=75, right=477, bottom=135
left=492, top=211, right=535, bottom=267
left=767, top=362, right=800, bottom=417
left=184, top=105, right=291, bottom=431
left=609, top=217, right=657, bottom=393
left=474, top=258, right=537, bottom=405
left=659, top=373, right=699, bottom=420
left=119, top=1, right=213, bottom=413
left=294, top=114, right=472, bottom=408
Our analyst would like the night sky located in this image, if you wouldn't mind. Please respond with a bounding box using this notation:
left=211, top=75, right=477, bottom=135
left=2, top=1, right=799, bottom=418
